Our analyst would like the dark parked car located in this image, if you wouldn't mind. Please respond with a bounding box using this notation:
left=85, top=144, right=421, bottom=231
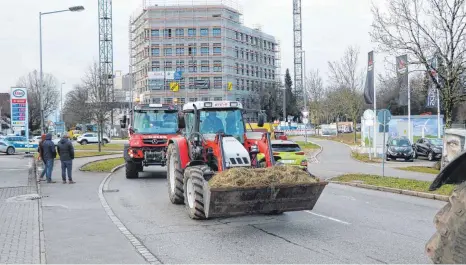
left=386, top=137, right=414, bottom=162
left=413, top=138, right=443, bottom=161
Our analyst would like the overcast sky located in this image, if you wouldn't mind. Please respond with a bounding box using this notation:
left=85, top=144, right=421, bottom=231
left=0, top=0, right=382, bottom=96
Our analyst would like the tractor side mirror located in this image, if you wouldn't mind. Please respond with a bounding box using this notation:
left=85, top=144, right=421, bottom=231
left=257, top=113, right=265, bottom=127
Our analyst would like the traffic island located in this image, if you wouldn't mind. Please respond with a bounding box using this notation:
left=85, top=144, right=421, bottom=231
left=80, top=157, right=125, bottom=173
left=330, top=174, right=452, bottom=201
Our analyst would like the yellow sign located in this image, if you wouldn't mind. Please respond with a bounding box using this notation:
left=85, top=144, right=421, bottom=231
left=227, top=82, right=233, bottom=91
left=170, top=82, right=179, bottom=92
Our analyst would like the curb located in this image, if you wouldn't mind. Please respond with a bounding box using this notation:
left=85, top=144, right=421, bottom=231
left=98, top=164, right=162, bottom=264
left=329, top=181, right=449, bottom=202
left=32, top=159, right=47, bottom=264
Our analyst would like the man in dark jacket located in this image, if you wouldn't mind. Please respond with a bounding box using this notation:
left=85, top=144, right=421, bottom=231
left=42, top=133, right=57, bottom=183
left=57, top=133, right=75, bottom=184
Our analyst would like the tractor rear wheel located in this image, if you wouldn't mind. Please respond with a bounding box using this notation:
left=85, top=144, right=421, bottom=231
left=125, top=161, right=139, bottom=179
left=183, top=165, right=207, bottom=220
left=425, top=182, right=466, bottom=263
left=167, top=144, right=184, bottom=204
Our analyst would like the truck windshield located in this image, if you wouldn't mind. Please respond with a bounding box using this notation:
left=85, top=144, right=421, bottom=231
left=199, top=109, right=245, bottom=141
left=133, top=110, right=178, bottom=134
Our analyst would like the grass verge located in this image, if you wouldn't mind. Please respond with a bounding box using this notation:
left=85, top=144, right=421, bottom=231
left=34, top=151, right=115, bottom=160
left=396, top=166, right=440, bottom=175
left=332, top=174, right=454, bottom=196
left=73, top=143, right=124, bottom=151
left=81, top=157, right=125, bottom=173
left=295, top=141, right=320, bottom=152
left=351, top=151, right=381, bottom=163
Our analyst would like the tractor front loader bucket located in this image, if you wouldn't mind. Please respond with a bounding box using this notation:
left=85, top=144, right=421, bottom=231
left=202, top=181, right=328, bottom=219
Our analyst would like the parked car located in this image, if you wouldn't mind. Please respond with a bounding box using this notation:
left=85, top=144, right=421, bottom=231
left=386, top=137, right=414, bottom=162
left=413, top=137, right=443, bottom=161
left=0, top=140, right=15, bottom=155
left=257, top=140, right=307, bottom=170
left=76, top=133, right=110, bottom=145
left=1, top=136, right=38, bottom=151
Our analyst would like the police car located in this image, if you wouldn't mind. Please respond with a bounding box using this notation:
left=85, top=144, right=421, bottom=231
left=0, top=140, right=15, bottom=155
left=1, top=136, right=38, bottom=152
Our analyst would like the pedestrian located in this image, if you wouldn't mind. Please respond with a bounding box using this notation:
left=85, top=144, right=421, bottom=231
left=42, top=133, right=57, bottom=183
left=37, top=134, right=47, bottom=181
left=57, top=132, right=75, bottom=184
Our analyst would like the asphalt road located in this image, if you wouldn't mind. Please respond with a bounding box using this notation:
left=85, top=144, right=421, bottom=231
left=296, top=137, right=438, bottom=182
left=105, top=166, right=444, bottom=264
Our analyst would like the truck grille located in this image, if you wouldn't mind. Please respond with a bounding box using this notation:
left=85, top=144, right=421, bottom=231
left=142, top=139, right=168, bottom=145
left=229, top=157, right=249, bottom=165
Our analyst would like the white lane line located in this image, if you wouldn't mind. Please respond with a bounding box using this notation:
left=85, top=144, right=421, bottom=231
left=304, top=211, right=351, bottom=225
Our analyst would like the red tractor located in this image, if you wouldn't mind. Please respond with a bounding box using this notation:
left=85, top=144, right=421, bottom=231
left=166, top=100, right=328, bottom=220
left=120, top=103, right=183, bottom=179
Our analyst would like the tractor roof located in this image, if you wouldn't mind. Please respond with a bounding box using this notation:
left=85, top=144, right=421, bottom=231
left=134, top=103, right=178, bottom=111
left=182, top=101, right=243, bottom=111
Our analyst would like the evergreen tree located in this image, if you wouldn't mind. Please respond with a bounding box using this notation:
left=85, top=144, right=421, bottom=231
left=284, top=69, right=299, bottom=121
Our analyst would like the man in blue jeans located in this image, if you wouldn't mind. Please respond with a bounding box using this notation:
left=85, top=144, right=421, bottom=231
left=57, top=133, right=75, bottom=184
left=42, top=133, right=57, bottom=183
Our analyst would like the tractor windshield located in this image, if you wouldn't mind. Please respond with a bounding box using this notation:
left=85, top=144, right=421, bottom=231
left=199, top=109, right=245, bottom=141
left=133, top=110, right=178, bottom=134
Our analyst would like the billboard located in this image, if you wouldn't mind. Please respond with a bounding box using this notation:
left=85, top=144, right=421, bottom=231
left=10, top=87, right=28, bottom=136
left=147, top=71, right=176, bottom=80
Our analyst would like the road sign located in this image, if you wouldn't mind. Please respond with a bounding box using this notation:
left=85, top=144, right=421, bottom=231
left=227, top=82, right=233, bottom=91
left=303, top=118, right=309, bottom=124
left=170, top=82, right=179, bottom=92
left=174, top=70, right=183, bottom=81
left=363, top=109, right=374, bottom=120
left=377, top=109, right=392, bottom=125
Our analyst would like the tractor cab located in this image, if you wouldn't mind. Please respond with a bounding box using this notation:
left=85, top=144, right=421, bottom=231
left=120, top=103, right=180, bottom=135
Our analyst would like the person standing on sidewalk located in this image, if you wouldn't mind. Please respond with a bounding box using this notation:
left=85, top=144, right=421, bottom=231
left=57, top=133, right=75, bottom=184
left=37, top=134, right=47, bottom=181
left=42, top=133, right=57, bottom=183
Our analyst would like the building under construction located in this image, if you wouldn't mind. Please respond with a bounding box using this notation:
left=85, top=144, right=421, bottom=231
left=129, top=0, right=281, bottom=121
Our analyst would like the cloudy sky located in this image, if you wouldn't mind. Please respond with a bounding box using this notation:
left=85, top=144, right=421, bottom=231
left=0, top=0, right=382, bottom=96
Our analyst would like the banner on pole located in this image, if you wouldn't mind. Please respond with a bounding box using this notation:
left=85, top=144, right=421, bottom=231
left=396, top=54, right=409, bottom=106
left=364, top=51, right=375, bottom=105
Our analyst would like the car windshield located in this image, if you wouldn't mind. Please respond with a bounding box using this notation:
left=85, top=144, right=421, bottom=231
left=391, top=138, right=411, bottom=147
left=430, top=138, right=443, bottom=146
left=199, top=109, right=245, bottom=141
left=133, top=110, right=178, bottom=134
left=272, top=144, right=301, bottom=152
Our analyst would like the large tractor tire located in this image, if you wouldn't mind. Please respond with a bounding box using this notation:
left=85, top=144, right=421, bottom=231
left=167, top=144, right=184, bottom=204
left=183, top=165, right=207, bottom=220
left=425, top=181, right=466, bottom=263
left=125, top=161, right=139, bottom=179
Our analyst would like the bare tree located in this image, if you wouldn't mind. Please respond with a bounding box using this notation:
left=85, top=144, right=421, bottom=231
left=81, top=61, right=112, bottom=152
left=305, top=69, right=325, bottom=131
left=371, top=0, right=466, bottom=128
left=62, top=84, right=93, bottom=128
left=328, top=46, right=365, bottom=142
left=17, top=70, right=59, bottom=132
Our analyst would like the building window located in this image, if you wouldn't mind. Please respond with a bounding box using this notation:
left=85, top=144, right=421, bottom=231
left=213, top=44, right=221, bottom=55
left=189, top=98, right=198, bottom=102
left=164, top=29, right=172, bottom=38
left=151, top=29, right=159, bottom=37
left=188, top=28, right=196, bottom=36
left=188, top=46, right=197, bottom=55
left=201, top=47, right=209, bottom=55
left=213, top=60, right=222, bottom=72
left=176, top=28, right=184, bottom=37
left=246, top=65, right=249, bottom=76
left=164, top=48, right=172, bottom=56
left=246, top=51, right=249, bottom=60
left=151, top=48, right=160, bottom=56
left=235, top=47, right=239, bottom=58
left=165, top=98, right=173, bottom=104
left=213, top=77, right=222, bottom=89
left=214, top=97, right=222, bottom=101
left=201, top=60, right=209, bottom=72
left=152, top=98, right=161, bottom=103
left=202, top=97, right=210, bottom=101
left=188, top=60, right=197, bottom=73
left=176, top=47, right=184, bottom=55
left=164, top=61, right=173, bottom=69
left=213, top=28, right=221, bottom=36
left=151, top=61, right=160, bottom=72
left=176, top=60, right=185, bottom=72
left=200, top=28, right=209, bottom=36
left=236, top=31, right=239, bottom=40
left=241, top=64, right=244, bottom=75
left=241, top=49, right=244, bottom=59
left=240, top=33, right=244, bottom=41
left=246, top=80, right=250, bottom=91
left=179, top=98, right=186, bottom=104
left=236, top=63, right=239, bottom=74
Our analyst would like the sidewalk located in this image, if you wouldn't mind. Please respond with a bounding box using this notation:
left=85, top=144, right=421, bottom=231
left=38, top=155, right=145, bottom=263
left=0, top=155, right=40, bottom=264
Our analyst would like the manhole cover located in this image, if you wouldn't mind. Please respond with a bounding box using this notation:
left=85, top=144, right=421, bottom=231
left=6, top=193, right=42, bottom=202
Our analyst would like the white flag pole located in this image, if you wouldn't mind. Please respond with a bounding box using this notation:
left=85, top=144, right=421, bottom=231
left=373, top=52, right=377, bottom=157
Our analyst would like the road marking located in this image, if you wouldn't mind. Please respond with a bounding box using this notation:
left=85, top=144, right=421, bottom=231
left=304, top=211, right=351, bottom=225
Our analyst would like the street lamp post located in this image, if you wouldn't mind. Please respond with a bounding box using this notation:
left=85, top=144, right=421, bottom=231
left=60, top=82, right=65, bottom=122
left=39, top=5, right=84, bottom=134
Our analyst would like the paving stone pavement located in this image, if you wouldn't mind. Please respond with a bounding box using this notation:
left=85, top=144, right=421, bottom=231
left=0, top=156, right=40, bottom=264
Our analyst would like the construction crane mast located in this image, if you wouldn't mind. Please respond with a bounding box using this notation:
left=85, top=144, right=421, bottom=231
left=293, top=0, right=304, bottom=116
left=98, top=0, right=114, bottom=125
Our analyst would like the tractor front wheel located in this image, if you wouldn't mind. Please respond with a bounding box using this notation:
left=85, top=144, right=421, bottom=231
left=125, top=161, right=139, bottom=179
left=167, top=144, right=184, bottom=204
left=183, top=165, right=208, bottom=220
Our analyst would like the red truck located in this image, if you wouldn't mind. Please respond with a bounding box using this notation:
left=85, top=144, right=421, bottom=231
left=120, top=103, right=182, bottom=179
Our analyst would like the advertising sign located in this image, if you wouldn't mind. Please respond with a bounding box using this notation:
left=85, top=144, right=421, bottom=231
left=10, top=87, right=28, bottom=135
left=147, top=71, right=176, bottom=80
